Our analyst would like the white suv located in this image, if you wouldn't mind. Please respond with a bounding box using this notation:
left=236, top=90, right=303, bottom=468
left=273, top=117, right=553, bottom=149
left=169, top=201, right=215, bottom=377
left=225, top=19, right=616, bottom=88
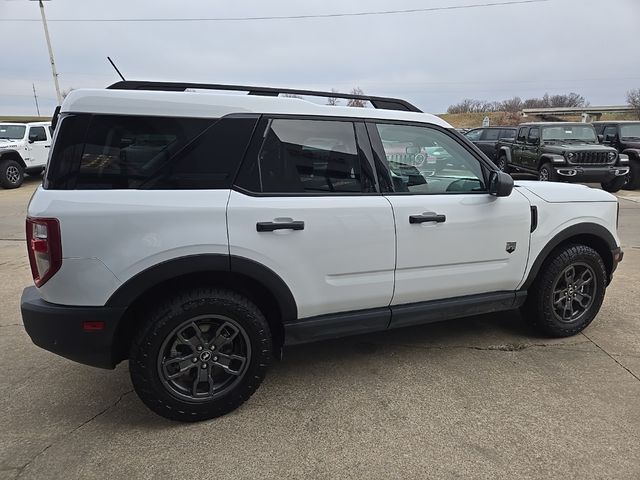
left=21, top=82, right=624, bottom=421
left=0, top=121, right=52, bottom=188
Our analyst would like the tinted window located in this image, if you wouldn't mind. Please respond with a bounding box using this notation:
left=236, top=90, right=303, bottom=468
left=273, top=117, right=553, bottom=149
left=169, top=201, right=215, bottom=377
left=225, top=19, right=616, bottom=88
left=481, top=129, right=500, bottom=141
left=464, top=129, right=483, bottom=141
left=528, top=127, right=540, bottom=144
left=45, top=114, right=258, bottom=190
left=603, top=125, right=617, bottom=141
left=29, top=126, right=47, bottom=142
left=375, top=124, right=486, bottom=194
left=517, top=127, right=529, bottom=142
left=542, top=125, right=597, bottom=142
left=500, top=129, right=516, bottom=140
left=255, top=119, right=372, bottom=194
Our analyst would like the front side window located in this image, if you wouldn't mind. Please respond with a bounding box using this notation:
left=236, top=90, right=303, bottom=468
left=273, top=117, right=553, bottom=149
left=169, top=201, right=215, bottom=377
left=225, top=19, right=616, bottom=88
left=0, top=124, right=26, bottom=140
left=375, top=124, right=486, bottom=194
left=256, top=119, right=373, bottom=194
left=29, top=126, right=47, bottom=142
left=517, top=127, right=529, bottom=142
left=528, top=127, right=540, bottom=144
left=500, top=129, right=516, bottom=140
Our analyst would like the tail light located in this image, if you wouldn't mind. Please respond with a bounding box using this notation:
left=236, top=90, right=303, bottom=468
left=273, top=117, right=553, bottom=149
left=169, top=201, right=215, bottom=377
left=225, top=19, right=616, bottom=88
left=26, top=217, right=62, bottom=287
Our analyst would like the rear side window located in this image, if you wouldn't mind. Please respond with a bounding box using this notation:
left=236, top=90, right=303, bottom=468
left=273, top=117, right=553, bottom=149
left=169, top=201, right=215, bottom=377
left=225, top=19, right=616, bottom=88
left=481, top=129, right=500, bottom=141
left=464, top=129, right=482, bottom=141
left=238, top=118, right=375, bottom=194
left=45, top=114, right=258, bottom=189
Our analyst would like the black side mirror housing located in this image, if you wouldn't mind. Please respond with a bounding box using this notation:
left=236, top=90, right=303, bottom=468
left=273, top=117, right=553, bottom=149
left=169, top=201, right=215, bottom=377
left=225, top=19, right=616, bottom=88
left=489, top=171, right=513, bottom=197
left=597, top=134, right=604, bottom=143
left=28, top=137, right=35, bottom=143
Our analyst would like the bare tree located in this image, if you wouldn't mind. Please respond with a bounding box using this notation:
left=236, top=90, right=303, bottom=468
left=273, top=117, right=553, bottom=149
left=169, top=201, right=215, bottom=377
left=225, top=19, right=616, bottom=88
left=627, top=88, right=640, bottom=119
left=347, top=87, right=366, bottom=107
left=501, top=96, right=523, bottom=113
left=326, top=88, right=340, bottom=106
left=447, top=92, right=589, bottom=114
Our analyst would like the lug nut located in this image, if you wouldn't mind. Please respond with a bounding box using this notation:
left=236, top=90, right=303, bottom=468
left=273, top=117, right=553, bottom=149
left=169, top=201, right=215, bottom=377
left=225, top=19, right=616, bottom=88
left=213, top=356, right=218, bottom=361
left=192, top=358, right=198, bottom=363
left=202, top=363, right=208, bottom=369
left=197, top=346, right=203, bottom=351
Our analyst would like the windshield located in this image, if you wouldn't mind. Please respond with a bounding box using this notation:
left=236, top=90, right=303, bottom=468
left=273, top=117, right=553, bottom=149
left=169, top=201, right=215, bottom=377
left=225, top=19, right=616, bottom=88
left=0, top=125, right=26, bottom=140
left=620, top=123, right=640, bottom=139
left=542, top=125, right=597, bottom=142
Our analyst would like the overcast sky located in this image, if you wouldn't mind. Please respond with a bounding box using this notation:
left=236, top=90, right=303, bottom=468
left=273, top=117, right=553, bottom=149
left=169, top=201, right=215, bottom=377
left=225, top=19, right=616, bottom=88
left=1, top=0, right=639, bottom=116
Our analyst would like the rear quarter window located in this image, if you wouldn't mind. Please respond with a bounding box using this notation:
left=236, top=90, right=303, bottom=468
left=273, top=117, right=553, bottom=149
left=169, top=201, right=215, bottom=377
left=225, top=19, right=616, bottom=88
left=45, top=114, right=258, bottom=190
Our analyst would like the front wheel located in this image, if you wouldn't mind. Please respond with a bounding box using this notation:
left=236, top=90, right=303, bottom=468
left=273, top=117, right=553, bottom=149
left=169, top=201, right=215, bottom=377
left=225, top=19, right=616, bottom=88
left=601, top=176, right=626, bottom=193
left=622, top=157, right=640, bottom=190
left=496, top=155, right=510, bottom=173
left=0, top=159, right=24, bottom=189
left=129, top=288, right=272, bottom=422
left=538, top=163, right=557, bottom=182
left=521, top=244, right=606, bottom=337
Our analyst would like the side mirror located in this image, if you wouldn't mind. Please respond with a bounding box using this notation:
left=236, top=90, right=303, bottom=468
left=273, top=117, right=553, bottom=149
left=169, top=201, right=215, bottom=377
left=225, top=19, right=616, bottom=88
left=530, top=137, right=540, bottom=145
left=605, top=134, right=615, bottom=143
left=597, top=134, right=604, bottom=143
left=489, top=171, right=513, bottom=197
left=28, top=136, right=36, bottom=143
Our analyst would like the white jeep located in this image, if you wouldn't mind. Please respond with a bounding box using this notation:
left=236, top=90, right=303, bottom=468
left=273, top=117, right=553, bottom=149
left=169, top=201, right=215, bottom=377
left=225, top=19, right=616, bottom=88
left=20, top=82, right=624, bottom=422
left=0, top=122, right=52, bottom=188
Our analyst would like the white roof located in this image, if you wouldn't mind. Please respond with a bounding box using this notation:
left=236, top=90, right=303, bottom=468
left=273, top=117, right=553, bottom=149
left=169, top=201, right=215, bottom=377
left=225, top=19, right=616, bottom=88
left=62, top=89, right=451, bottom=128
left=0, top=121, right=50, bottom=126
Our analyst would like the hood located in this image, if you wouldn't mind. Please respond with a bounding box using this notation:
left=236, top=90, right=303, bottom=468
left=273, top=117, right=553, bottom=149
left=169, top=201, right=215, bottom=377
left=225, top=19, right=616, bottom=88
left=514, top=180, right=617, bottom=203
left=543, top=143, right=615, bottom=153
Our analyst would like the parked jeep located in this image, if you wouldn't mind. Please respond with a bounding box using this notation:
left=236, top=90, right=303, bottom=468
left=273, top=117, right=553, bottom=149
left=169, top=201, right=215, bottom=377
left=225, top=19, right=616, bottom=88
left=0, top=122, right=52, bottom=188
left=21, top=83, right=624, bottom=422
left=593, top=121, right=640, bottom=190
left=496, top=122, right=629, bottom=192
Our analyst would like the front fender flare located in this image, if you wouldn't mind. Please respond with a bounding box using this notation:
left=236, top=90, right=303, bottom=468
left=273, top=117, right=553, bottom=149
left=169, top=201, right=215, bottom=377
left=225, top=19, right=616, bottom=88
left=520, top=222, right=617, bottom=290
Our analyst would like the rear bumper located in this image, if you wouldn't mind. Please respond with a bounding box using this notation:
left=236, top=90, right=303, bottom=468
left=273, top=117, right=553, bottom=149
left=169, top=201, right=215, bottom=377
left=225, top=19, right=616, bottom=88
left=554, top=165, right=629, bottom=181
left=21, top=286, right=125, bottom=369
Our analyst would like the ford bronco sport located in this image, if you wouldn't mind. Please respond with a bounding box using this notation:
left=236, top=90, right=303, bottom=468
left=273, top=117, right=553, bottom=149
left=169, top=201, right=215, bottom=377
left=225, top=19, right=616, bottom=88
left=496, top=122, right=629, bottom=192
left=21, top=82, right=624, bottom=421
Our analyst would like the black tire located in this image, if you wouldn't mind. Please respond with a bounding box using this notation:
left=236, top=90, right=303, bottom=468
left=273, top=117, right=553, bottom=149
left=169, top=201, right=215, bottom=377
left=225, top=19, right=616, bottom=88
left=496, top=155, right=511, bottom=173
left=622, top=157, right=640, bottom=190
left=601, top=176, right=626, bottom=193
left=129, top=288, right=272, bottom=422
left=538, top=163, right=557, bottom=182
left=521, top=244, right=606, bottom=337
left=0, top=159, right=24, bottom=189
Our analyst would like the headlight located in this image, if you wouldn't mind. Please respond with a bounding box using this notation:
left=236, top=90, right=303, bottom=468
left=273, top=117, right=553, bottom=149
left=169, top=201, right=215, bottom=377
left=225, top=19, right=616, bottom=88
left=608, top=151, right=617, bottom=160
left=566, top=152, right=575, bottom=159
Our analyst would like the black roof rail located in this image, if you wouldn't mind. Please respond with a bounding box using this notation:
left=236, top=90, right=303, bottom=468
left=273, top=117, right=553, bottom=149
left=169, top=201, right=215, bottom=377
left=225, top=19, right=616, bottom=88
left=107, top=81, right=422, bottom=113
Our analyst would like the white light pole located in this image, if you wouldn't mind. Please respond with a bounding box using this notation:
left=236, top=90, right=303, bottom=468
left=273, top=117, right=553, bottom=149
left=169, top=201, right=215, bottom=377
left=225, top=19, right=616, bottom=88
left=34, top=0, right=62, bottom=104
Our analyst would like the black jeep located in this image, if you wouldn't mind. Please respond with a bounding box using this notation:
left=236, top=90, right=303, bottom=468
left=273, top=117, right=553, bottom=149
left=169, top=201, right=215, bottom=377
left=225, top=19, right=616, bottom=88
left=593, top=121, right=640, bottom=190
left=496, top=122, right=630, bottom=192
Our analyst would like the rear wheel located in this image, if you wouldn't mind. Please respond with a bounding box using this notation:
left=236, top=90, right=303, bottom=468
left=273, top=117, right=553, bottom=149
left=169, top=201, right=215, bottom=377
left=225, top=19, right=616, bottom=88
left=622, top=157, right=640, bottom=190
left=538, top=163, right=557, bottom=182
left=0, top=159, right=24, bottom=189
left=129, top=288, right=272, bottom=422
left=521, top=244, right=606, bottom=337
left=601, top=176, right=626, bottom=193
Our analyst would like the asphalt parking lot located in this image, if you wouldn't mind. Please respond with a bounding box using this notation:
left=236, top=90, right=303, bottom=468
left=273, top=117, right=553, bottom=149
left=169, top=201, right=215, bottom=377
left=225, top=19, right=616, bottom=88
left=1, top=177, right=639, bottom=480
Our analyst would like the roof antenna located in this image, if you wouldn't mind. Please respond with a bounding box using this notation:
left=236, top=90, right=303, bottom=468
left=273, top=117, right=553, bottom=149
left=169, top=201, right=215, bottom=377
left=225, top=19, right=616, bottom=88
left=107, top=56, right=126, bottom=82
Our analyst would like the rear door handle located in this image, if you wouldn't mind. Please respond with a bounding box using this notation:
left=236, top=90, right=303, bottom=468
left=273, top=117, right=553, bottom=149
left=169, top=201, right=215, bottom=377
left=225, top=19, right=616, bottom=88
left=409, top=213, right=446, bottom=224
left=256, top=221, right=305, bottom=232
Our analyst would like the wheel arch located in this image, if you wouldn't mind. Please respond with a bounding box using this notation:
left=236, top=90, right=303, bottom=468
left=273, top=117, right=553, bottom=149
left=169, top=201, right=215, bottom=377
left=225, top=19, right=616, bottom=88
left=0, top=149, right=26, bottom=168
left=621, top=148, right=640, bottom=159
left=498, top=146, right=511, bottom=163
left=108, top=254, right=297, bottom=364
left=520, top=223, right=617, bottom=291
left=538, top=154, right=564, bottom=169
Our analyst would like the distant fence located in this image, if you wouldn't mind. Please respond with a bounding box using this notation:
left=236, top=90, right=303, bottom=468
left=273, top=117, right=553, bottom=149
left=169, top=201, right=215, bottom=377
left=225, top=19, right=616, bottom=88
left=522, top=106, right=635, bottom=122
